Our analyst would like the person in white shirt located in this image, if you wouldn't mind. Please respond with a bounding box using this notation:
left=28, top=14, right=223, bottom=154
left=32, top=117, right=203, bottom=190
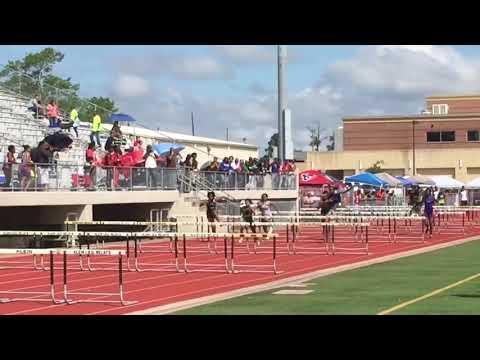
left=460, top=186, right=468, bottom=206
left=143, top=145, right=158, bottom=189
left=433, top=186, right=439, bottom=201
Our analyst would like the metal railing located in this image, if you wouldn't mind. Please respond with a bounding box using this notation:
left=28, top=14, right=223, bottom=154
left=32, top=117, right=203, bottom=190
left=0, top=164, right=297, bottom=193
left=0, top=163, right=180, bottom=192
left=192, top=171, right=297, bottom=191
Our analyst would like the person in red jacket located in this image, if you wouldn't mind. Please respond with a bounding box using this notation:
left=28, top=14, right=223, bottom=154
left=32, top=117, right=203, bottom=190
left=121, top=148, right=135, bottom=186
left=110, top=146, right=122, bottom=189
left=376, top=188, right=386, bottom=204
left=84, top=143, right=97, bottom=189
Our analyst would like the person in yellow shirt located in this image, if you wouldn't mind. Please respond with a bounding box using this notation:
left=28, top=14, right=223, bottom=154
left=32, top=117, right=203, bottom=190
left=70, top=108, right=80, bottom=138
left=90, top=113, right=102, bottom=147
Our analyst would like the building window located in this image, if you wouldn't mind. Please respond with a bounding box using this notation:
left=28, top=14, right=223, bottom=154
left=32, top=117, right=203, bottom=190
left=427, top=131, right=455, bottom=142
left=467, top=130, right=480, bottom=142
left=426, top=132, right=441, bottom=142
left=432, top=104, right=449, bottom=115
left=441, top=131, right=455, bottom=142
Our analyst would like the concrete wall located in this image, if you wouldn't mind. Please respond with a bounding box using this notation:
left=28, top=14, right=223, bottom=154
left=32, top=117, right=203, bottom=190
left=0, top=205, right=90, bottom=229
left=0, top=189, right=298, bottom=229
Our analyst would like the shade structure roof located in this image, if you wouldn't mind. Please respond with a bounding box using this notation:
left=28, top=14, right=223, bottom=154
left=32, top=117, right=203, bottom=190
left=429, top=175, right=465, bottom=189
left=344, top=172, right=389, bottom=187
left=466, top=177, right=480, bottom=189
left=375, top=172, right=403, bottom=187
left=396, top=176, right=416, bottom=186
left=407, top=175, right=436, bottom=186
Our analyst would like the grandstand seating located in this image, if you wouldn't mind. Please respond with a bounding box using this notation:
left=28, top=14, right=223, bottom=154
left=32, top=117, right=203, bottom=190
left=0, top=86, right=94, bottom=164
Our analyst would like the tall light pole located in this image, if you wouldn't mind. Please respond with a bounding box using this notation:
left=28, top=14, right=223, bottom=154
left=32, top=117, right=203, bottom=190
left=412, top=120, right=416, bottom=175
left=278, top=45, right=287, bottom=163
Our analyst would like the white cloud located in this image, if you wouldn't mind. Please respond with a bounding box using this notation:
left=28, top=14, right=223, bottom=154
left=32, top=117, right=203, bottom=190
left=171, top=56, right=233, bottom=80
left=113, top=74, right=150, bottom=98
left=211, top=45, right=275, bottom=64
left=114, top=53, right=234, bottom=81
left=113, top=45, right=480, bottom=153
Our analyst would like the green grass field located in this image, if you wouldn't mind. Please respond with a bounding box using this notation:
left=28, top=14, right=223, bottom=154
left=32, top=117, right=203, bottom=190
left=175, top=240, right=480, bottom=315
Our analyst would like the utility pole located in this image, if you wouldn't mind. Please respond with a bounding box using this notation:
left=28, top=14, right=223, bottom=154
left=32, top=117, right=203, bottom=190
left=226, top=128, right=229, bottom=142
left=278, top=45, right=287, bottom=163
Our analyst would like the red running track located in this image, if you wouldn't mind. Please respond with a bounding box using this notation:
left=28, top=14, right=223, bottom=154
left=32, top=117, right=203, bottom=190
left=0, top=223, right=477, bottom=315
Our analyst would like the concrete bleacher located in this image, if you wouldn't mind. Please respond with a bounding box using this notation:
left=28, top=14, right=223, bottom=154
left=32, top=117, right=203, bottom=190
left=0, top=87, right=89, bottom=164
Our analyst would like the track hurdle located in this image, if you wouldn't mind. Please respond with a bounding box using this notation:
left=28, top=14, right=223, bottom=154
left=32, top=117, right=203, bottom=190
left=0, top=249, right=63, bottom=304
left=230, top=234, right=279, bottom=274
left=0, top=248, right=135, bottom=306
left=127, top=233, right=180, bottom=273
left=322, top=223, right=370, bottom=255
left=181, top=233, right=229, bottom=273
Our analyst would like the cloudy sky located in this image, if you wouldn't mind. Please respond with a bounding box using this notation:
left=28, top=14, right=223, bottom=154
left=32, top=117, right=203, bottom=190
left=1, top=45, right=480, bottom=151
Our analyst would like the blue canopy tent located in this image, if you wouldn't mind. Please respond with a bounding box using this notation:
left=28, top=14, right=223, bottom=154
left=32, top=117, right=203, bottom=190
left=396, top=176, right=416, bottom=186
left=109, top=113, right=136, bottom=123
left=344, top=172, right=389, bottom=187
left=153, top=143, right=185, bottom=157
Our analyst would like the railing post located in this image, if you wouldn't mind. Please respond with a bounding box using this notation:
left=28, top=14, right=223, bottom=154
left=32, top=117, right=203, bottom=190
left=161, top=168, right=164, bottom=190
left=130, top=167, right=133, bottom=191
left=34, top=163, right=37, bottom=192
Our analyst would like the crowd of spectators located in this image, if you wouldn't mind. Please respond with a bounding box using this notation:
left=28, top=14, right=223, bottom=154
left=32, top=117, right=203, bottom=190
left=1, top=97, right=297, bottom=191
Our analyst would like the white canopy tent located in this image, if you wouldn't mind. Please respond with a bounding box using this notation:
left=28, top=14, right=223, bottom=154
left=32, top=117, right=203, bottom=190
left=466, top=177, right=480, bottom=189
left=429, top=175, right=465, bottom=189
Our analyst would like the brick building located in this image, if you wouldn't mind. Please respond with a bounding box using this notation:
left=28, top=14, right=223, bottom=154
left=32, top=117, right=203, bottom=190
left=300, top=95, right=480, bottom=183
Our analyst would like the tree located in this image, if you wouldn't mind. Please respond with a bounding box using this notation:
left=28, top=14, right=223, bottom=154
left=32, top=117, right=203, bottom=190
left=307, top=125, right=329, bottom=151
left=0, top=47, right=119, bottom=122
left=79, top=97, right=118, bottom=124
left=366, top=160, right=385, bottom=174
left=326, top=133, right=335, bottom=151
left=0, top=48, right=65, bottom=98
left=264, top=133, right=279, bottom=160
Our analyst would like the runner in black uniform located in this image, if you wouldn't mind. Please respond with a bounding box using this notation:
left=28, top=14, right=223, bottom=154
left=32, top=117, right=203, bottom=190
left=200, top=191, right=223, bottom=233
left=240, top=199, right=256, bottom=234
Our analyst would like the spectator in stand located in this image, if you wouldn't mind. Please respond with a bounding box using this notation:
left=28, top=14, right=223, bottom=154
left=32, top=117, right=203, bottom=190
left=144, top=145, right=158, bottom=189
left=245, top=157, right=256, bottom=190
left=112, top=146, right=123, bottom=189
left=230, top=158, right=240, bottom=189
left=29, top=95, right=45, bottom=119
left=165, top=148, right=177, bottom=190
left=132, top=137, right=145, bottom=164
left=103, top=146, right=114, bottom=191
left=208, top=157, right=219, bottom=171
left=219, top=157, right=232, bottom=189
left=70, top=108, right=80, bottom=138
left=2, top=145, right=16, bottom=189
left=90, top=112, right=102, bottom=148
left=191, top=153, right=198, bottom=170
left=219, top=157, right=231, bottom=171
left=280, top=160, right=295, bottom=189
left=19, top=145, right=33, bottom=191
left=271, top=158, right=280, bottom=190
left=183, top=154, right=192, bottom=168
left=231, top=158, right=240, bottom=172
left=255, top=158, right=264, bottom=189
left=121, top=147, right=135, bottom=187
left=110, top=121, right=123, bottom=144
left=47, top=100, right=59, bottom=127
left=85, top=143, right=97, bottom=189
left=205, top=156, right=219, bottom=187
